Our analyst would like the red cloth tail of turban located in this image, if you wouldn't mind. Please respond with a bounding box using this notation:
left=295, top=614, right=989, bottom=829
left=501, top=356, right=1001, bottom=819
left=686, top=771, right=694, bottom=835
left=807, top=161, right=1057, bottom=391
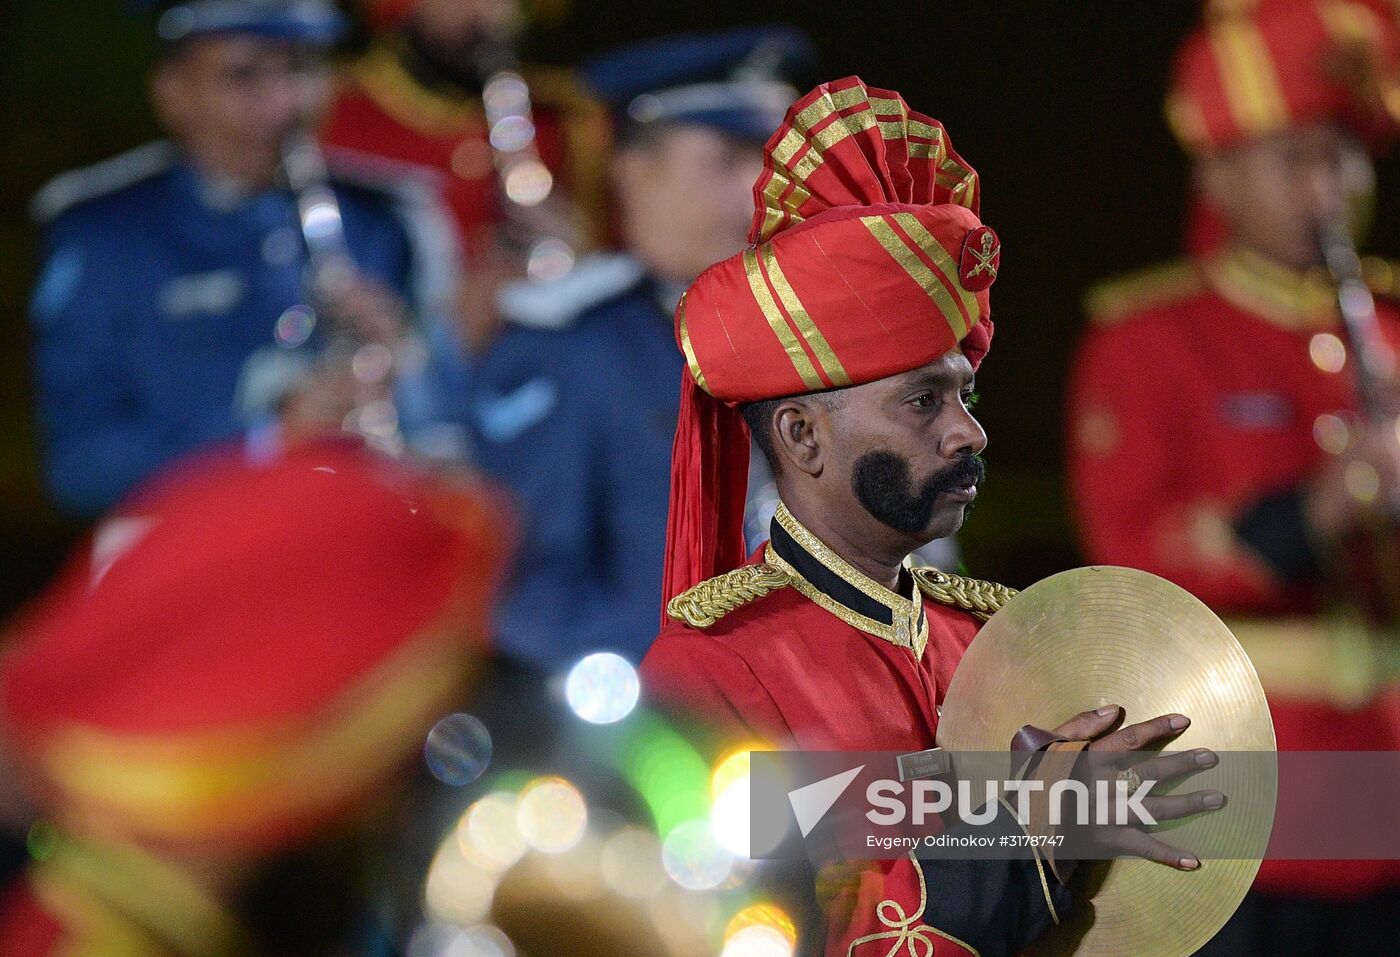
left=661, top=77, right=997, bottom=616
left=661, top=369, right=753, bottom=623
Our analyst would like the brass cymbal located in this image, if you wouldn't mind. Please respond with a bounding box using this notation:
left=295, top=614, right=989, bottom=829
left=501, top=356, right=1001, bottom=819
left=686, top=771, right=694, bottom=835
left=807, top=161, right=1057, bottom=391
left=937, top=566, right=1277, bottom=957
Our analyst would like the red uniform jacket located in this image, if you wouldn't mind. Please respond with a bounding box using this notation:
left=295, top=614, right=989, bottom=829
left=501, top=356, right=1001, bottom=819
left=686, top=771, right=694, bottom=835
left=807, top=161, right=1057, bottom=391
left=643, top=504, right=1067, bottom=957
left=322, top=41, right=610, bottom=260
left=1069, top=246, right=1400, bottom=898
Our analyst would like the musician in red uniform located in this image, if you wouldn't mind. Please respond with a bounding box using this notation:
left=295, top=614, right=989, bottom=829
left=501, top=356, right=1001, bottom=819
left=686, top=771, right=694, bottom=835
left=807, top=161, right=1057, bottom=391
left=0, top=442, right=510, bottom=956
left=322, top=0, right=609, bottom=349
left=1069, top=0, right=1400, bottom=952
left=642, top=77, right=1225, bottom=957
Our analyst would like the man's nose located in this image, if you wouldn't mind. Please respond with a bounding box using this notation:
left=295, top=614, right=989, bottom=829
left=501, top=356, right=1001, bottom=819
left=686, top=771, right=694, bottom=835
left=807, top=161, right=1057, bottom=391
left=264, top=73, right=323, bottom=128
left=941, top=406, right=988, bottom=459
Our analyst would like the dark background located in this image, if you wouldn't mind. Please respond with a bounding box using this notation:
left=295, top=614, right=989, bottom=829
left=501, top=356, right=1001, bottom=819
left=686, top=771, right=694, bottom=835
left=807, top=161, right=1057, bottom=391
left=6, top=1, right=1399, bottom=614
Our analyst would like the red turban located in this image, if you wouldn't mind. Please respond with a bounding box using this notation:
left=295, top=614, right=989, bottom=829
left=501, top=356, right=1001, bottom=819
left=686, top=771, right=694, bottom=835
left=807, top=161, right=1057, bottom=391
left=1, top=441, right=512, bottom=851
left=662, top=76, right=1000, bottom=612
left=1168, top=0, right=1400, bottom=155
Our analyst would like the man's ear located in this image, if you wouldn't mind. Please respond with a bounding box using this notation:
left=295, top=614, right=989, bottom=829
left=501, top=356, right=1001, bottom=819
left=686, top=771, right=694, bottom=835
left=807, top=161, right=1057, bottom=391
left=772, top=398, right=827, bottom=478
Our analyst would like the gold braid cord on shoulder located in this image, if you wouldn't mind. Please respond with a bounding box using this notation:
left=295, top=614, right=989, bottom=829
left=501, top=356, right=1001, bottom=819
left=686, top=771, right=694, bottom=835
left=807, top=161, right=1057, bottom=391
left=667, top=564, right=791, bottom=629
left=911, top=567, right=1018, bottom=622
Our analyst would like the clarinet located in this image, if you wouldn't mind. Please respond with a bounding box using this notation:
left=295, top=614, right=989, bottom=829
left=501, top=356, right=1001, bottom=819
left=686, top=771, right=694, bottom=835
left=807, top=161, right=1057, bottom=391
left=473, top=24, right=576, bottom=283
left=1319, top=216, right=1397, bottom=421
left=281, top=128, right=404, bottom=454
left=1317, top=216, right=1400, bottom=622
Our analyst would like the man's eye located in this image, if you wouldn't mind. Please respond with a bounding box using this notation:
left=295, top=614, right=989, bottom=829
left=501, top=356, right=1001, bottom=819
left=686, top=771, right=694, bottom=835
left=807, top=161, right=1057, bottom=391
left=909, top=393, right=936, bottom=408
left=962, top=391, right=980, bottom=409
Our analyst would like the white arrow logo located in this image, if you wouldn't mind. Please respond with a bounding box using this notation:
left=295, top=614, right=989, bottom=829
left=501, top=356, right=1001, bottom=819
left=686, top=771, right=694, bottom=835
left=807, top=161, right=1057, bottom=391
left=787, top=765, right=865, bottom=838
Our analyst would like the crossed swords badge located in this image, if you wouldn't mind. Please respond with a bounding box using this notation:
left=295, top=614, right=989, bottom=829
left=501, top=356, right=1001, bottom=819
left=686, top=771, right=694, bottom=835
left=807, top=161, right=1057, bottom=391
left=958, top=225, right=1001, bottom=292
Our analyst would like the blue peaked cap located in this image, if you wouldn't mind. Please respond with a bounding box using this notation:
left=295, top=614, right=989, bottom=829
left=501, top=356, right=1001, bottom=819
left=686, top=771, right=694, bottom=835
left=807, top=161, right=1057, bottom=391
left=582, top=25, right=816, bottom=142
left=131, top=0, right=346, bottom=46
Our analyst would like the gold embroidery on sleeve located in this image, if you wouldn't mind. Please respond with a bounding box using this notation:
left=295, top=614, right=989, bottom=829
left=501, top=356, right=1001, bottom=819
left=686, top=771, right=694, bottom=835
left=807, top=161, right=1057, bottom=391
left=846, top=851, right=982, bottom=957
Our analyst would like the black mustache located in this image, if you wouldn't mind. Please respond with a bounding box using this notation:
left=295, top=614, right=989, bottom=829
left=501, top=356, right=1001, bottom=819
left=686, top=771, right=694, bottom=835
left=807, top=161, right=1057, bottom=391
left=925, top=455, right=986, bottom=497
left=851, top=451, right=986, bottom=536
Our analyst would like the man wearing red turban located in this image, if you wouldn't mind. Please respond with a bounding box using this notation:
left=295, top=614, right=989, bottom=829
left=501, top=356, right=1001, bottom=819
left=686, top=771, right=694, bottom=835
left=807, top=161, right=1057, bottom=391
left=1070, top=0, right=1400, bottom=953
left=642, top=77, right=1221, bottom=957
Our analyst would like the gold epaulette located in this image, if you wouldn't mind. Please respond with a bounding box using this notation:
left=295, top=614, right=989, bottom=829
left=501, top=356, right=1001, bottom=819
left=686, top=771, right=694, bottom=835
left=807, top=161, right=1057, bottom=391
left=1083, top=260, right=1203, bottom=326
left=911, top=567, right=1018, bottom=622
left=666, top=564, right=791, bottom=629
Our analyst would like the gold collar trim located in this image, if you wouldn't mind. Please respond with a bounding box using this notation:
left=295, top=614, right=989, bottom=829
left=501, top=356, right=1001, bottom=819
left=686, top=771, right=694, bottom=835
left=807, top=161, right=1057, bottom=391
left=351, top=43, right=484, bottom=136
left=767, top=503, right=929, bottom=657
left=1202, top=246, right=1339, bottom=332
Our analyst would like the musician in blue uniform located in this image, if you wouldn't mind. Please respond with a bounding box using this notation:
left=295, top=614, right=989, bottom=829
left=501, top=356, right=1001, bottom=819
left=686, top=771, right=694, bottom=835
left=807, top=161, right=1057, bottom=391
left=29, top=0, right=465, bottom=517
left=467, top=27, right=813, bottom=671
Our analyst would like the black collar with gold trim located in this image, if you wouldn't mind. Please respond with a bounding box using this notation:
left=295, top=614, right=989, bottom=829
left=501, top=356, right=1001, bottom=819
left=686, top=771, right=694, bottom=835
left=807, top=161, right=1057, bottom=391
left=764, top=503, right=930, bottom=657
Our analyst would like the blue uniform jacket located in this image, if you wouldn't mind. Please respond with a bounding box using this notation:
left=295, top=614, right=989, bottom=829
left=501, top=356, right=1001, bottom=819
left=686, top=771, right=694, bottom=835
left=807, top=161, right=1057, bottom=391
left=469, top=258, right=683, bottom=671
left=30, top=141, right=465, bottom=516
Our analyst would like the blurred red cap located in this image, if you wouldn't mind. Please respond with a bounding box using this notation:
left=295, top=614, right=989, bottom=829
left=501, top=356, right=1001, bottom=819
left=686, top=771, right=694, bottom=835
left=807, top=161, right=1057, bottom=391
left=1, top=441, right=513, bottom=851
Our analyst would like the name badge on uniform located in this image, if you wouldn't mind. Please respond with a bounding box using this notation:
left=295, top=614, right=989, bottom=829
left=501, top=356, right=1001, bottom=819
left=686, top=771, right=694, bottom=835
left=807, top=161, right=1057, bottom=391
left=1219, top=391, right=1292, bottom=431
left=897, top=747, right=951, bottom=782
left=159, top=269, right=247, bottom=319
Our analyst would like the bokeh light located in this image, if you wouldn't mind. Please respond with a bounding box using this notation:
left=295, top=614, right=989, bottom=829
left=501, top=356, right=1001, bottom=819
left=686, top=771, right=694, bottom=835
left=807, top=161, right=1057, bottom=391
left=725, top=903, right=797, bottom=948
left=459, top=792, right=527, bottom=872
left=565, top=652, right=640, bottom=724
left=274, top=304, right=316, bottom=348
left=482, top=73, right=530, bottom=119
left=516, top=776, right=588, bottom=853
left=720, top=926, right=794, bottom=957
left=711, top=747, right=758, bottom=857
left=617, top=714, right=711, bottom=838
left=661, top=819, right=734, bottom=891
left=541, top=832, right=606, bottom=901
left=424, top=836, right=498, bottom=926
left=489, top=115, right=536, bottom=154
left=503, top=160, right=554, bottom=207
left=1308, top=332, right=1347, bottom=374
left=1313, top=412, right=1352, bottom=455
left=526, top=237, right=576, bottom=283
left=302, top=200, right=343, bottom=242
left=710, top=748, right=753, bottom=799
left=425, top=713, right=494, bottom=787
left=600, top=825, right=666, bottom=900
left=710, top=774, right=750, bottom=858
left=407, top=924, right=515, bottom=957
left=1345, top=459, right=1381, bottom=503
left=649, top=883, right=725, bottom=950
left=352, top=342, right=393, bottom=385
